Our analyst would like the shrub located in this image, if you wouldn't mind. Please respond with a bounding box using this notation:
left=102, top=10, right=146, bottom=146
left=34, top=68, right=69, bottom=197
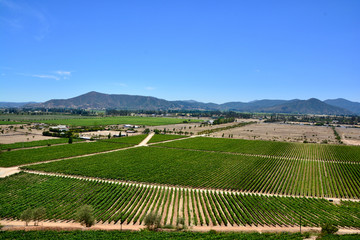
left=144, top=212, right=161, bottom=231
left=76, top=205, right=95, bottom=227
left=321, top=222, right=338, bottom=235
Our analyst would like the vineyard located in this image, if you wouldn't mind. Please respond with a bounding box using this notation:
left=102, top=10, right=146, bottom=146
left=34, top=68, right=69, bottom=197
left=147, top=134, right=187, bottom=144
left=0, top=138, right=83, bottom=151
left=0, top=230, right=308, bottom=240
left=1, top=173, right=359, bottom=229
left=23, top=146, right=360, bottom=199
left=157, top=137, right=360, bottom=162
left=0, top=135, right=146, bottom=167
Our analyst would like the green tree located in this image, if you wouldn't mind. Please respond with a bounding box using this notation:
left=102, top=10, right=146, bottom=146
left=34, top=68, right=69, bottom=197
left=144, top=212, right=161, bottom=231
left=76, top=205, right=95, bottom=227
left=33, top=207, right=46, bottom=226
left=321, top=223, right=338, bottom=235
left=68, top=137, right=73, bottom=144
left=20, top=209, right=33, bottom=226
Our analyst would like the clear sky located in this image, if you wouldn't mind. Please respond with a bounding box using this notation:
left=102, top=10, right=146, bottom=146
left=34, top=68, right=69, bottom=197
left=1, top=0, right=359, bottom=103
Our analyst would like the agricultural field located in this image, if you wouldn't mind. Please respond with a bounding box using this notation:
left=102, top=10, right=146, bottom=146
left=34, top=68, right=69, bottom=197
left=157, top=137, right=360, bottom=162
left=145, top=119, right=257, bottom=135
left=0, top=121, right=23, bottom=125
left=2, top=132, right=360, bottom=233
left=0, top=138, right=83, bottom=151
left=212, top=122, right=337, bottom=144
left=23, top=146, right=360, bottom=198
left=0, top=135, right=146, bottom=167
left=28, top=116, right=200, bottom=127
left=147, top=134, right=188, bottom=144
left=1, top=173, right=359, bottom=229
left=0, top=230, right=309, bottom=240
left=0, top=114, right=96, bottom=121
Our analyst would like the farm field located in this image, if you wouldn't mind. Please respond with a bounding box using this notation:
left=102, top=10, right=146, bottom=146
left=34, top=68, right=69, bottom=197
left=0, top=135, right=146, bottom=167
left=0, top=114, right=97, bottom=121
left=147, top=134, right=188, bottom=143
left=157, top=137, right=360, bottom=162
left=0, top=121, right=23, bottom=125
left=29, top=116, right=200, bottom=126
left=23, top=146, right=360, bottom=198
left=145, top=119, right=258, bottom=135
left=0, top=138, right=83, bottom=151
left=1, top=173, right=359, bottom=229
left=212, top=122, right=337, bottom=144
left=0, top=230, right=309, bottom=240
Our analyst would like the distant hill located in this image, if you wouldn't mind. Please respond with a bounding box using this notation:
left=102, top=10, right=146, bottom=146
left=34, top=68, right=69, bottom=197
left=24, top=91, right=357, bottom=115
left=262, top=98, right=353, bottom=115
left=27, top=91, right=178, bottom=110
left=325, top=98, right=360, bottom=115
left=0, top=102, right=38, bottom=108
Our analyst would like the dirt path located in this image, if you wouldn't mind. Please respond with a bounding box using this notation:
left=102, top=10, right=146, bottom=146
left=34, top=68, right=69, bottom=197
left=0, top=167, right=21, bottom=178
left=138, top=132, right=155, bottom=146
left=2, top=219, right=359, bottom=234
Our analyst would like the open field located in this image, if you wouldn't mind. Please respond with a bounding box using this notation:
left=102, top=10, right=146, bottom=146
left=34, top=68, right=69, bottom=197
left=0, top=121, right=23, bottom=125
left=0, top=124, right=57, bottom=144
left=23, top=145, right=360, bottom=198
left=1, top=173, right=359, bottom=229
left=0, top=114, right=96, bottom=121
left=0, top=135, right=146, bottom=167
left=27, top=116, right=201, bottom=127
left=211, top=122, right=337, bottom=144
left=336, top=127, right=360, bottom=146
left=157, top=137, right=360, bottom=162
left=145, top=119, right=258, bottom=135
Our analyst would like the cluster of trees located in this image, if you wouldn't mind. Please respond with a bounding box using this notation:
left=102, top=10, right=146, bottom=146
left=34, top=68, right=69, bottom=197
left=20, top=207, right=46, bottom=226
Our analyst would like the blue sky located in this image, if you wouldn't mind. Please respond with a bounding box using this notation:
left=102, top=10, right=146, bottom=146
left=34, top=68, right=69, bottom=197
left=1, top=0, right=359, bottom=103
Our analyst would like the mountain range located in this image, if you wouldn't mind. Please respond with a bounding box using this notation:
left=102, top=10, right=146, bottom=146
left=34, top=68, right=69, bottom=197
left=24, top=91, right=360, bottom=115
left=3, top=91, right=360, bottom=115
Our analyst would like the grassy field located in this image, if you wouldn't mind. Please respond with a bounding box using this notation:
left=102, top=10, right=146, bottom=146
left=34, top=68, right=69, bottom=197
left=0, top=138, right=83, bottom=150
left=1, top=173, right=359, bottom=229
left=157, top=137, right=360, bottom=162
left=147, top=134, right=188, bottom=143
left=0, top=135, right=146, bottom=167
left=28, top=116, right=200, bottom=126
left=0, top=114, right=95, bottom=121
left=0, top=120, right=23, bottom=125
left=23, top=146, right=360, bottom=198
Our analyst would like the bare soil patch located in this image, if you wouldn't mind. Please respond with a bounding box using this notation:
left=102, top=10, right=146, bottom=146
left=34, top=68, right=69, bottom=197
left=336, top=126, right=360, bottom=146
left=212, top=122, right=337, bottom=144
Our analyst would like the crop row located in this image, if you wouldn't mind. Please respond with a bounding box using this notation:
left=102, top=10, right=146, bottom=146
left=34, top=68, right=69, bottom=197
left=0, top=230, right=308, bottom=240
left=1, top=173, right=359, bottom=228
left=23, top=147, right=360, bottom=199
left=0, top=135, right=146, bottom=167
left=157, top=137, right=360, bottom=162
